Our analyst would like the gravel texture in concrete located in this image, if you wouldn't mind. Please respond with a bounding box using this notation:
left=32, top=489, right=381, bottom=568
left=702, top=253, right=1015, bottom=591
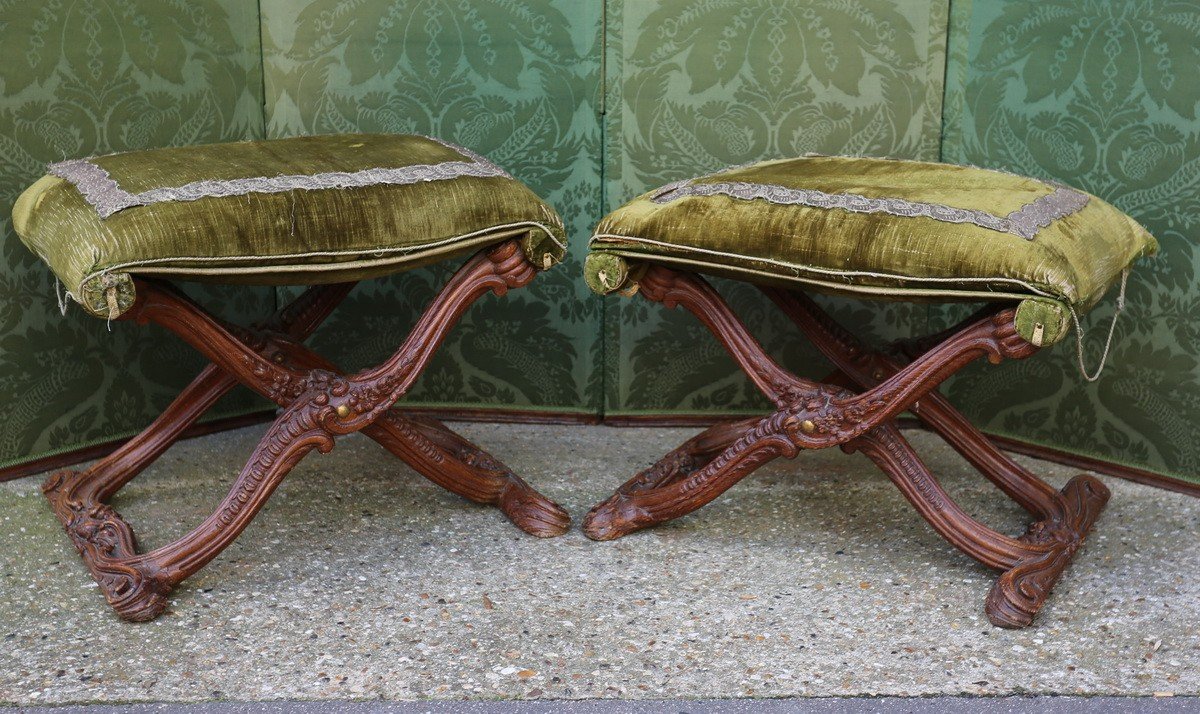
left=13, top=696, right=1200, bottom=713
left=1, top=423, right=1197, bottom=706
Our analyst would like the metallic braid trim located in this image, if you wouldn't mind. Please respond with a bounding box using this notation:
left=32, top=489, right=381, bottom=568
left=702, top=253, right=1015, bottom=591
left=422, top=135, right=510, bottom=176
left=1006, top=187, right=1090, bottom=238
left=47, top=160, right=135, bottom=218
left=650, top=180, right=1089, bottom=240
left=48, top=136, right=509, bottom=220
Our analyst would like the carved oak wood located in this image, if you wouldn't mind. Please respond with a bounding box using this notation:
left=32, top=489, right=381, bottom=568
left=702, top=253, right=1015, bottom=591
left=43, top=240, right=569, bottom=621
left=583, top=265, right=1108, bottom=629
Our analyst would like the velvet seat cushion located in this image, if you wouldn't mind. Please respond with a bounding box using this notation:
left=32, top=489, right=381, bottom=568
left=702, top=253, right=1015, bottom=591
left=586, top=156, right=1157, bottom=345
left=12, top=133, right=566, bottom=318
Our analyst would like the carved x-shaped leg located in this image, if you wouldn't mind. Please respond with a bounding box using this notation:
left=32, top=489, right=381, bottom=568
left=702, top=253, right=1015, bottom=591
left=584, top=265, right=1108, bottom=628
left=43, top=240, right=567, bottom=621
left=251, top=328, right=570, bottom=537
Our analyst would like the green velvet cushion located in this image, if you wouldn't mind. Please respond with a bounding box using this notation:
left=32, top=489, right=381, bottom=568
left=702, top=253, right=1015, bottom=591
left=587, top=156, right=1157, bottom=344
left=12, top=133, right=566, bottom=318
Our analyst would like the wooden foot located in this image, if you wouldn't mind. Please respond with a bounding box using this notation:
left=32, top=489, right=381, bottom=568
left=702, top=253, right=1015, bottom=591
left=583, top=414, right=796, bottom=541
left=252, top=331, right=570, bottom=537
left=986, top=474, right=1110, bottom=628
left=42, top=471, right=169, bottom=621
left=44, top=240, right=554, bottom=620
left=587, top=266, right=1110, bottom=627
left=372, top=414, right=570, bottom=537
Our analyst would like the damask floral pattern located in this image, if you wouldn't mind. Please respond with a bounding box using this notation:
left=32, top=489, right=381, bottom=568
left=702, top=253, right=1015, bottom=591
left=604, top=0, right=950, bottom=414
left=1, top=0, right=1195, bottom=485
left=0, top=0, right=270, bottom=469
left=940, top=0, right=1200, bottom=480
left=260, top=0, right=602, bottom=412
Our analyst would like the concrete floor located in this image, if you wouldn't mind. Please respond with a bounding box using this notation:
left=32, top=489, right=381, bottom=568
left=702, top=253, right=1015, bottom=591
left=13, top=697, right=1200, bottom=713
left=1, top=423, right=1197, bottom=706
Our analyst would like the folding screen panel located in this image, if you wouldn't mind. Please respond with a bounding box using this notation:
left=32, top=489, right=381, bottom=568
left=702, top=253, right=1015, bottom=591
left=940, top=0, right=1200, bottom=482
left=602, top=0, right=951, bottom=415
left=0, top=0, right=272, bottom=470
left=1, top=0, right=1195, bottom=488
left=260, top=0, right=604, bottom=415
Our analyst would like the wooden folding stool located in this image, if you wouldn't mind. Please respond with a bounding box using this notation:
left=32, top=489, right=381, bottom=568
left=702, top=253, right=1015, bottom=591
left=583, top=155, right=1157, bottom=627
left=13, top=133, right=570, bottom=620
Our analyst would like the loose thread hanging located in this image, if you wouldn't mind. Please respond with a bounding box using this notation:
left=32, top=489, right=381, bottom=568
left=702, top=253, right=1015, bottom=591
left=1069, top=268, right=1128, bottom=382
left=105, top=286, right=119, bottom=332
left=54, top=278, right=70, bottom=316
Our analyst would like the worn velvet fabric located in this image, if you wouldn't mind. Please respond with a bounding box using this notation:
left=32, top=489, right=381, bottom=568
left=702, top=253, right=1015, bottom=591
left=588, top=156, right=1157, bottom=318
left=12, top=133, right=566, bottom=317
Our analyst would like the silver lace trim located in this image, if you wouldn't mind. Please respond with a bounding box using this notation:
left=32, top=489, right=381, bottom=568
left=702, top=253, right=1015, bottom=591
left=650, top=180, right=1089, bottom=240
left=48, top=136, right=509, bottom=219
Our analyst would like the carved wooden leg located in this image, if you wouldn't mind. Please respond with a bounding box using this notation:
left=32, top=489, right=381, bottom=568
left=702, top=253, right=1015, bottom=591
left=254, top=333, right=570, bottom=537
left=588, top=265, right=1107, bottom=626
left=46, top=394, right=335, bottom=621
left=985, top=475, right=1109, bottom=628
left=43, top=366, right=236, bottom=501
left=41, top=282, right=354, bottom=617
left=45, top=240, right=544, bottom=620
left=584, top=413, right=799, bottom=540
left=847, top=422, right=1109, bottom=628
left=762, top=287, right=1063, bottom=518
left=615, top=417, right=760, bottom=496
left=762, top=286, right=1111, bottom=626
left=585, top=267, right=1037, bottom=541
left=364, top=414, right=571, bottom=537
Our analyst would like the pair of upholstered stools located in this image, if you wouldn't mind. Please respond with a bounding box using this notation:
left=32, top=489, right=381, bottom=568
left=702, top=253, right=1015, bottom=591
left=13, top=133, right=1156, bottom=627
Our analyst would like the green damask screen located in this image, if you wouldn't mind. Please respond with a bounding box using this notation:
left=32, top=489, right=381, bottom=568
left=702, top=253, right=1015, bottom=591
left=260, top=0, right=603, bottom=414
left=602, top=0, right=950, bottom=414
left=939, top=0, right=1200, bottom=480
left=0, top=0, right=273, bottom=470
left=1, top=0, right=1197, bottom=486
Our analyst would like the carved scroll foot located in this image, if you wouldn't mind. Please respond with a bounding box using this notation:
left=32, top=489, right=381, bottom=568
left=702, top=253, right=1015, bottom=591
left=582, top=494, right=655, bottom=541
left=581, top=420, right=754, bottom=541
left=583, top=416, right=796, bottom=541
left=985, top=474, right=1110, bottom=628
left=401, top=416, right=571, bottom=537
left=43, top=470, right=171, bottom=621
left=364, top=414, right=569, bottom=537
left=495, top=477, right=571, bottom=538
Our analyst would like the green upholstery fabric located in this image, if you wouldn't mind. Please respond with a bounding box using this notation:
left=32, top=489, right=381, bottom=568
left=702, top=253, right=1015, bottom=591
left=13, top=133, right=566, bottom=318
left=588, top=156, right=1157, bottom=342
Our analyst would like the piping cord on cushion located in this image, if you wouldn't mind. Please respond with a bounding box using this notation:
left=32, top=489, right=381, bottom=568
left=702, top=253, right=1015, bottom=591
left=590, top=232, right=1136, bottom=382
left=587, top=232, right=1063, bottom=299
left=1069, top=268, right=1128, bottom=383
